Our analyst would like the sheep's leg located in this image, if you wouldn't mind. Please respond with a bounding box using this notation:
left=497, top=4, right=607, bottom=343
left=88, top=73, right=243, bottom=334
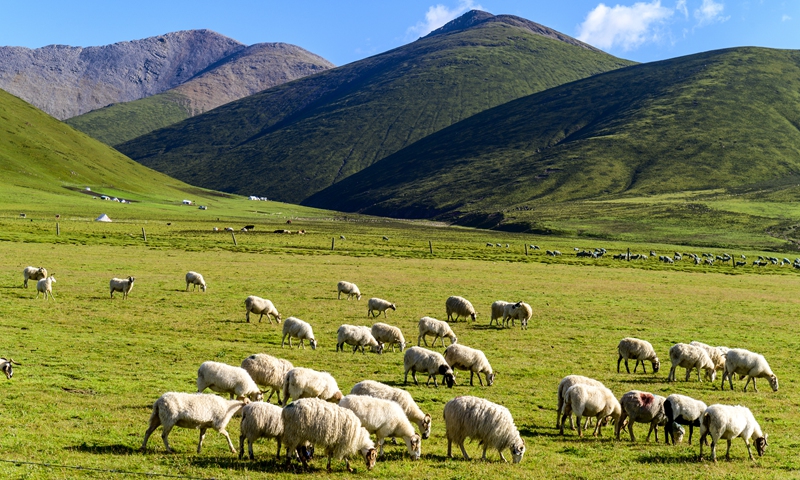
left=576, top=415, right=583, bottom=437
left=275, top=437, right=282, bottom=459
left=247, top=438, right=255, bottom=460
left=328, top=454, right=334, bottom=473
left=615, top=411, right=626, bottom=440
left=645, top=422, right=656, bottom=442
left=628, top=420, right=636, bottom=442
left=141, top=414, right=162, bottom=452
left=447, top=438, right=453, bottom=458
left=744, top=439, right=755, bottom=461
left=197, top=427, right=207, bottom=453
left=459, top=442, right=470, bottom=460
left=559, top=404, right=572, bottom=435
left=725, top=439, right=732, bottom=461
left=238, top=434, right=246, bottom=460
left=377, top=435, right=385, bottom=456
left=218, top=428, right=237, bottom=453
left=641, top=361, right=647, bottom=373
left=411, top=370, right=419, bottom=385
left=161, top=425, right=175, bottom=453
left=482, top=445, right=488, bottom=460
left=470, top=371, right=475, bottom=386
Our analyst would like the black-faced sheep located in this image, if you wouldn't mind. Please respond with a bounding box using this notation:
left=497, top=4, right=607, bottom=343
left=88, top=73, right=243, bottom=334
left=503, top=301, right=532, bottom=329
left=109, top=276, right=134, bottom=299
left=443, top=343, right=495, bottom=386
left=367, top=297, right=396, bottom=318
left=0, top=358, right=20, bottom=379
left=403, top=346, right=454, bottom=388
left=443, top=396, right=525, bottom=463
left=336, top=324, right=384, bottom=354
left=445, top=296, right=477, bottom=322
left=664, top=393, right=707, bottom=445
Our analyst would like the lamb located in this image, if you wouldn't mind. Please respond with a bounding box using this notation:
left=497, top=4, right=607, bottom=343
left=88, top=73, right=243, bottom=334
left=244, top=296, right=281, bottom=324
left=23, top=266, right=47, bottom=288
left=617, top=337, right=660, bottom=374
left=196, top=361, right=263, bottom=402
left=337, top=281, right=361, bottom=300
left=559, top=384, right=622, bottom=437
left=489, top=301, right=511, bottom=326
left=238, top=401, right=284, bottom=460
left=240, top=353, right=293, bottom=405
left=370, top=323, right=406, bottom=352
left=281, top=316, right=318, bottom=350
left=349, top=380, right=432, bottom=439
left=721, top=348, right=779, bottom=392
left=36, top=275, right=56, bottom=300
left=403, top=346, right=455, bottom=388
left=140, top=392, right=248, bottom=454
left=282, top=367, right=343, bottom=405
left=555, top=375, right=606, bottom=430
left=446, top=296, right=477, bottom=322
left=443, top=343, right=495, bottom=386
left=282, top=397, right=377, bottom=473
left=664, top=393, right=707, bottom=445
left=0, top=358, right=20, bottom=379
left=109, top=276, right=135, bottom=299
left=185, top=271, right=207, bottom=292
left=367, top=297, right=396, bottom=318
left=667, top=343, right=716, bottom=382
left=417, top=316, right=457, bottom=347
left=503, top=301, right=532, bottom=329
left=615, top=390, right=674, bottom=442
left=443, top=396, right=525, bottom=463
left=690, top=340, right=727, bottom=376
left=338, top=394, right=421, bottom=460
left=699, top=404, right=768, bottom=462
left=337, top=324, right=384, bottom=354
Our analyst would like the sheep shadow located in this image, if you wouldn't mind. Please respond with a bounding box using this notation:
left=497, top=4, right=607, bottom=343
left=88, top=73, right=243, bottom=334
left=67, top=443, right=138, bottom=455
left=471, top=324, right=506, bottom=331
left=637, top=452, right=701, bottom=464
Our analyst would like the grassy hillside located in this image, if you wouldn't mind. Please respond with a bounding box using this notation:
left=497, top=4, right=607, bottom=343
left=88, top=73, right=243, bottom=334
left=117, top=11, right=633, bottom=204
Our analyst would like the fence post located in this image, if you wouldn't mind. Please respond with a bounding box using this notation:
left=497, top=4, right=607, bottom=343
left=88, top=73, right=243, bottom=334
left=525, top=244, right=528, bottom=256
left=142, top=228, right=147, bottom=242
left=627, top=248, right=631, bottom=261
left=56, top=222, right=60, bottom=236
left=331, top=238, right=335, bottom=250
left=429, top=240, right=433, bottom=254
left=231, top=232, right=237, bottom=246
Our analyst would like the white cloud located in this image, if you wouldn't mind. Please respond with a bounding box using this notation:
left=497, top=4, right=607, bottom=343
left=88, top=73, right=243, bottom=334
left=676, top=0, right=689, bottom=18
left=577, top=1, right=674, bottom=51
left=406, top=0, right=484, bottom=39
left=694, top=0, right=729, bottom=26
left=782, top=14, right=791, bottom=22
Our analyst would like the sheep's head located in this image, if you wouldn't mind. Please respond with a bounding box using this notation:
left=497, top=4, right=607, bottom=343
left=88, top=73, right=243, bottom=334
left=329, top=391, right=343, bottom=402
left=408, top=434, right=421, bottom=460
left=390, top=304, right=396, bottom=311
left=250, top=391, right=264, bottom=402
left=399, top=341, right=407, bottom=352
left=769, top=375, right=779, bottom=392
left=510, top=440, right=525, bottom=464
left=275, top=313, right=282, bottom=324
left=128, top=276, right=135, bottom=284
left=363, top=447, right=377, bottom=470
left=651, top=359, right=661, bottom=373
left=356, top=293, right=362, bottom=300
left=756, top=435, right=768, bottom=456
left=309, top=339, right=318, bottom=350
left=672, top=423, right=685, bottom=444
left=439, top=366, right=455, bottom=388
left=201, top=283, right=207, bottom=292
left=1, top=359, right=15, bottom=379
left=420, top=414, right=432, bottom=439
left=469, top=312, right=477, bottom=322
left=297, top=444, right=314, bottom=462
left=486, top=372, right=496, bottom=387
left=372, top=342, right=384, bottom=355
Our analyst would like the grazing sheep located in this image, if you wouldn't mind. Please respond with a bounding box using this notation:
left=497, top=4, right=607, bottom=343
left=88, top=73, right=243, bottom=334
left=282, top=367, right=342, bottom=405
left=617, top=337, right=660, bottom=374
left=337, top=325, right=384, bottom=354
left=664, top=394, right=707, bottom=445
left=196, top=361, right=263, bottom=402
left=185, top=271, right=207, bottom=292
left=22, top=266, right=47, bottom=288
left=446, top=296, right=477, bottom=322
left=722, top=348, right=779, bottom=392
left=443, top=396, right=525, bottom=463
left=556, top=375, right=606, bottom=429
left=240, top=353, right=293, bottom=405
left=338, top=394, right=421, bottom=460
left=349, top=380, right=432, bottom=439
left=443, top=343, right=495, bottom=386
left=699, top=404, right=768, bottom=462
left=490, top=301, right=511, bottom=326
left=0, top=358, right=20, bottom=379
left=403, top=346, right=455, bottom=388
left=238, top=401, right=283, bottom=460
left=36, top=275, right=56, bottom=300
left=244, top=296, right=281, bottom=324
left=690, top=341, right=727, bottom=376
left=367, top=297, right=396, bottom=318
left=109, top=276, right=135, bottom=299
left=667, top=343, right=716, bottom=382
left=370, top=323, right=406, bottom=352
left=417, top=316, right=457, bottom=347
left=503, top=301, right=532, bottom=329
left=616, top=390, right=672, bottom=442
left=282, top=397, right=377, bottom=473
left=559, top=384, right=622, bottom=437
left=337, top=281, right=361, bottom=300
left=281, top=317, right=318, bottom=350
left=140, top=392, right=248, bottom=454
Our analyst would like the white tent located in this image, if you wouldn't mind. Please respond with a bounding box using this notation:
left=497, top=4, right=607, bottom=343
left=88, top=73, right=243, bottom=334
left=95, top=213, right=112, bottom=222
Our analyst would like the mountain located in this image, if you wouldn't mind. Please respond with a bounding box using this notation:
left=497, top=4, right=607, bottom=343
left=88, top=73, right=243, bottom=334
left=65, top=43, right=334, bottom=146
left=117, top=10, right=634, bottom=204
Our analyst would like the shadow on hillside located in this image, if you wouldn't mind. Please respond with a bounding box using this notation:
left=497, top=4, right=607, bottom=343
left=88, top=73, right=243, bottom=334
left=67, top=442, right=138, bottom=455
left=637, top=453, right=700, bottom=464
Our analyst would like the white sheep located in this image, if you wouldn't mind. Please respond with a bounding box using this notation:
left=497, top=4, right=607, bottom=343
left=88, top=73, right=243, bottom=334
left=555, top=375, right=606, bottom=430
left=667, top=343, right=716, bottom=382
left=664, top=393, right=707, bottom=445
left=196, top=361, right=263, bottom=402
left=503, top=301, right=532, bottom=329
left=690, top=340, right=727, bottom=376
left=403, top=346, right=455, bottom=388
left=349, top=380, right=432, bottom=439
left=244, top=296, right=281, bottom=324
left=240, top=353, right=293, bottom=405
left=185, top=271, right=207, bottom=292
left=617, top=337, right=660, bottom=374
left=443, top=396, right=525, bottom=463
left=699, top=404, right=768, bottom=462
left=370, top=323, right=406, bottom=352
left=282, top=367, right=343, bottom=404
left=446, top=296, right=477, bottom=322
left=36, top=275, right=56, bottom=300
left=721, top=348, right=779, bottom=392
left=443, top=343, right=495, bottom=386
left=337, top=280, right=361, bottom=300
left=281, top=317, right=318, bottom=350
left=336, top=324, right=384, bottom=354
left=0, top=357, right=21, bottom=379
left=109, top=276, right=135, bottom=299
left=615, top=390, right=674, bottom=442
left=417, top=316, right=457, bottom=347
left=140, top=392, right=248, bottom=454
left=281, top=397, right=377, bottom=473
left=489, top=301, right=511, bottom=326
left=559, top=384, right=622, bottom=437
left=338, top=394, right=421, bottom=460
left=367, top=297, right=396, bottom=318
left=238, top=401, right=284, bottom=460
left=22, top=266, right=47, bottom=288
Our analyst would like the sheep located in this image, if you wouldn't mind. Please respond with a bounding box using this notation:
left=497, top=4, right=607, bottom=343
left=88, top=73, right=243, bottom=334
left=349, top=380, right=432, bottom=439
left=338, top=394, right=421, bottom=460
left=185, top=271, right=207, bottom=292
left=0, top=358, right=20, bottom=379
left=503, top=301, right=532, bottom=329
left=721, top=348, right=779, bottom=392
left=443, top=343, right=495, bottom=386
left=555, top=375, right=607, bottom=430
left=140, top=392, right=248, bottom=454
left=489, top=301, right=511, bottom=326
left=446, top=296, right=477, bottom=322
left=617, top=337, right=660, bottom=374
left=282, top=367, right=343, bottom=405
left=337, top=281, right=361, bottom=300
left=443, top=396, right=525, bottom=463
left=370, top=323, right=406, bottom=352
left=281, top=317, right=318, bottom=350
left=196, top=361, right=263, bottom=402
left=403, top=346, right=454, bottom=388
left=559, top=384, right=622, bottom=437
left=282, top=397, right=377, bottom=473
left=667, top=343, right=716, bottom=382
left=336, top=324, right=384, bottom=354
left=238, top=401, right=284, bottom=460
left=36, top=275, right=56, bottom=300
left=664, top=394, right=707, bottom=445
left=690, top=340, right=727, bottom=376
left=417, top=316, right=457, bottom=347
left=367, top=297, right=396, bottom=318
left=244, top=296, right=281, bottom=324
left=240, top=353, right=293, bottom=405
left=699, top=404, right=768, bottom=462
left=616, top=390, right=675, bottom=442
left=109, top=276, right=135, bottom=299
left=22, top=266, right=47, bottom=288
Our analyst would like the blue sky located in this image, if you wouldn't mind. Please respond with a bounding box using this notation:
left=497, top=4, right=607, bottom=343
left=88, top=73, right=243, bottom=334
left=1, top=1, right=798, bottom=66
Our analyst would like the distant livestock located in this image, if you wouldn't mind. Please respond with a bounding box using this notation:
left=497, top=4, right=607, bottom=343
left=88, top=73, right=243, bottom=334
left=23, top=266, right=47, bottom=288
left=185, top=271, right=207, bottom=292
left=109, top=276, right=135, bottom=299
